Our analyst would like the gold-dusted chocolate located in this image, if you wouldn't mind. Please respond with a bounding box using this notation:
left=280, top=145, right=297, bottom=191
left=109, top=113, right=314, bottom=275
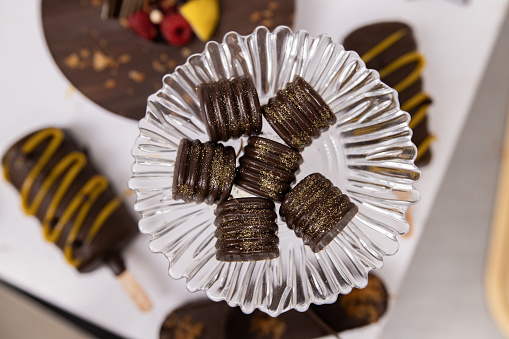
left=262, top=76, right=336, bottom=151
left=198, top=76, right=262, bottom=142
left=172, top=138, right=235, bottom=205
left=280, top=173, right=358, bottom=252
left=214, top=197, right=279, bottom=262
left=235, top=136, right=302, bottom=201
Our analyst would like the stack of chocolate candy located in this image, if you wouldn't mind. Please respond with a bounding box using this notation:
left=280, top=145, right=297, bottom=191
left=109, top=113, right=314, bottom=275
left=172, top=74, right=359, bottom=261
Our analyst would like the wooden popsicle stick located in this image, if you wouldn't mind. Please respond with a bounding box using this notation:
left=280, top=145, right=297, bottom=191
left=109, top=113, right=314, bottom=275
left=117, top=270, right=152, bottom=311
left=485, top=102, right=509, bottom=337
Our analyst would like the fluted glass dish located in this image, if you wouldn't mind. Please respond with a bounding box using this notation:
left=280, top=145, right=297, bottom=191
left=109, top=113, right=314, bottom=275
left=129, top=26, right=421, bottom=316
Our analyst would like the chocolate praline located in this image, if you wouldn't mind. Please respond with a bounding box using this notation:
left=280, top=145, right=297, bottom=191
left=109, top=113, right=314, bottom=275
left=235, top=136, right=302, bottom=202
left=214, top=197, right=279, bottom=262
left=262, top=76, right=336, bottom=151
left=172, top=138, right=235, bottom=205
left=280, top=173, right=358, bottom=252
left=198, top=75, right=262, bottom=142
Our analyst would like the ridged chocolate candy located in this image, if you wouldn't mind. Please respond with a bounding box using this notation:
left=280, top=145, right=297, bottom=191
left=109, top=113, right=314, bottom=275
left=235, top=136, right=302, bottom=202
left=198, top=76, right=262, bottom=142
left=172, top=138, right=235, bottom=205
left=280, top=173, right=358, bottom=252
left=214, top=198, right=279, bottom=262
left=262, top=76, right=336, bottom=151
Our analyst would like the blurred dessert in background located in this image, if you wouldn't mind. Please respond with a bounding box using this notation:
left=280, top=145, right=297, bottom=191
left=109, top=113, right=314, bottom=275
left=2, top=127, right=151, bottom=310
left=343, top=22, right=435, bottom=167
left=41, top=0, right=295, bottom=120
left=159, top=273, right=388, bottom=338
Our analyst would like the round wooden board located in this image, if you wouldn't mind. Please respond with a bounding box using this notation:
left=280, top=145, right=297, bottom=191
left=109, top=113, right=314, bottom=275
left=41, top=0, right=294, bottom=121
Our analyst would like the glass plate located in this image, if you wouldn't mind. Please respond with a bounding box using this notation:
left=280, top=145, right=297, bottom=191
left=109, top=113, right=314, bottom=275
left=129, top=26, right=421, bottom=316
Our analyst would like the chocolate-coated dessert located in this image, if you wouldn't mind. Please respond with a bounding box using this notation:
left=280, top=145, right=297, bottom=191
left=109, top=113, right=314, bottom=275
left=280, top=173, right=358, bottom=252
left=198, top=76, right=262, bottom=142
left=235, top=136, right=302, bottom=201
left=310, top=273, right=388, bottom=332
left=160, top=300, right=231, bottom=339
left=1, top=127, right=138, bottom=274
left=172, top=138, right=235, bottom=205
left=214, top=197, right=279, bottom=262
left=159, top=274, right=389, bottom=338
left=262, top=76, right=336, bottom=151
left=343, top=22, right=434, bottom=166
left=42, top=0, right=295, bottom=120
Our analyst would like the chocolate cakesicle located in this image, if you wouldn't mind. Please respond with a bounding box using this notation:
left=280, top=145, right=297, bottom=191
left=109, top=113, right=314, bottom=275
left=280, top=173, right=358, bottom=253
left=235, top=136, right=302, bottom=202
left=172, top=138, right=236, bottom=205
left=343, top=22, right=434, bottom=166
left=262, top=76, right=336, bottom=151
left=2, top=127, right=151, bottom=310
left=198, top=75, right=262, bottom=142
left=214, top=197, right=279, bottom=262
left=159, top=273, right=389, bottom=338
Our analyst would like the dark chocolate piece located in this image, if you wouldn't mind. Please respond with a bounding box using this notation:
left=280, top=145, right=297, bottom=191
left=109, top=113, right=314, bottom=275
left=42, top=0, right=295, bottom=121
left=226, top=308, right=331, bottom=339
left=198, top=76, right=262, bottom=142
left=310, top=273, right=388, bottom=332
left=235, top=136, right=302, bottom=201
left=280, top=173, right=358, bottom=252
left=159, top=274, right=389, bottom=338
left=343, top=22, right=433, bottom=167
left=1, top=127, right=138, bottom=274
left=160, top=300, right=231, bottom=339
left=214, top=197, right=279, bottom=262
left=172, top=138, right=235, bottom=205
left=262, top=76, right=336, bottom=151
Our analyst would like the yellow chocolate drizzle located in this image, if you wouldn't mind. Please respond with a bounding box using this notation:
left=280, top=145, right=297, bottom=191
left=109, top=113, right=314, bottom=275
left=360, top=28, right=434, bottom=158
left=14, top=128, right=120, bottom=267
left=416, top=135, right=436, bottom=162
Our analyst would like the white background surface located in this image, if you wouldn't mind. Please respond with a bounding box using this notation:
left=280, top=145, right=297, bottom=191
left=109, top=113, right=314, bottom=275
left=0, top=0, right=508, bottom=338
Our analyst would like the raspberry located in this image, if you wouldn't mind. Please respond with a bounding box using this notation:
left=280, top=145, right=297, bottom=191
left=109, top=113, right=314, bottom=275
left=160, top=12, right=193, bottom=47
left=127, top=11, right=157, bottom=41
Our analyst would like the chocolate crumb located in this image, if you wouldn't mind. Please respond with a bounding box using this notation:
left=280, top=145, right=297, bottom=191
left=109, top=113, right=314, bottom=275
left=128, top=70, right=146, bottom=83
left=152, top=60, right=166, bottom=73
left=250, top=11, right=262, bottom=23
left=64, top=53, right=81, bottom=69
left=118, top=54, right=132, bottom=64
left=104, top=78, right=117, bottom=89
left=181, top=48, right=192, bottom=58
left=93, top=50, right=114, bottom=71
left=268, top=1, right=279, bottom=10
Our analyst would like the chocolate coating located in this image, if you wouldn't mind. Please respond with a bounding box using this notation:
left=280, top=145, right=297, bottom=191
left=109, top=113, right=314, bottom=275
left=214, top=197, right=279, bottom=262
left=280, top=173, right=358, bottom=252
left=235, top=136, right=302, bottom=201
left=172, top=138, right=235, bottom=205
left=1, top=127, right=138, bottom=274
left=160, top=300, right=231, bottom=339
left=343, top=22, right=433, bottom=167
left=262, top=76, right=336, bottom=151
left=159, top=273, right=389, bottom=338
left=309, top=273, right=388, bottom=332
left=198, top=76, right=262, bottom=142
